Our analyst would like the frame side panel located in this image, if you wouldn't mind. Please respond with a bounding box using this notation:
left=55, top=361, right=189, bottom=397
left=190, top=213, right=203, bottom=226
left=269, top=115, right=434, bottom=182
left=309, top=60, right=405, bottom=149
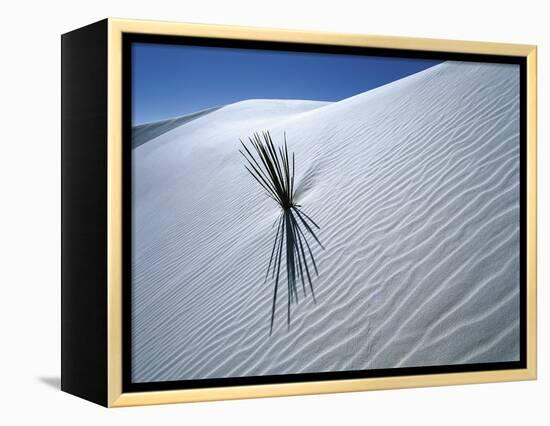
left=61, top=19, right=109, bottom=406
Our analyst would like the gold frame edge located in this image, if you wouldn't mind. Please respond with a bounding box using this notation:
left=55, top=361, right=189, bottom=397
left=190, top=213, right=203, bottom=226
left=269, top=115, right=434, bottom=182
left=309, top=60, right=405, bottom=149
left=106, top=17, right=537, bottom=408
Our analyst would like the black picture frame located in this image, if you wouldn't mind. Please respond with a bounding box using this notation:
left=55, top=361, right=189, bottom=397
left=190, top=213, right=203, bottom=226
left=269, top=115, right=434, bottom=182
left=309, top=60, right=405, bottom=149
left=61, top=18, right=537, bottom=408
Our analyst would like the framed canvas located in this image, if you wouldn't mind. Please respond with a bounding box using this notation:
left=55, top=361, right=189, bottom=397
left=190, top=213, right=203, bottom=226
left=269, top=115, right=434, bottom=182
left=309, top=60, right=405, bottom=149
left=61, top=18, right=537, bottom=407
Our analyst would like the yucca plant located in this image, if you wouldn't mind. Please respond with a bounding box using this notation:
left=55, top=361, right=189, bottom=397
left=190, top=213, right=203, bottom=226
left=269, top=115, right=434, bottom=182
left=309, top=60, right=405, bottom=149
left=239, top=131, right=324, bottom=334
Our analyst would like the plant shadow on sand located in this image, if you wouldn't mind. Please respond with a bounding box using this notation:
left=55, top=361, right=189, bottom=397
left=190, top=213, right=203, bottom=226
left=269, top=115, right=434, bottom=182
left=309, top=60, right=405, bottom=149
left=240, top=131, right=325, bottom=334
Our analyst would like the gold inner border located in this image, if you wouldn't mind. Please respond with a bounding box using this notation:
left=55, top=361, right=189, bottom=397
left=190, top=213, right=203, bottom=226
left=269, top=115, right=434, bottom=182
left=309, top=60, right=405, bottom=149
left=107, top=18, right=537, bottom=407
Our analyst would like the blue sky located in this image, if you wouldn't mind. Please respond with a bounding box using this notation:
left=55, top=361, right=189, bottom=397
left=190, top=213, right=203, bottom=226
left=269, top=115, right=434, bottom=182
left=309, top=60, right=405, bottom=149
left=132, top=43, right=442, bottom=125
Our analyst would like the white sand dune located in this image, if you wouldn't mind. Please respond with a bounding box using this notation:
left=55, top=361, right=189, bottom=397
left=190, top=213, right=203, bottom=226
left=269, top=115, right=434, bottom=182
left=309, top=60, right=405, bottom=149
left=131, top=61, right=520, bottom=383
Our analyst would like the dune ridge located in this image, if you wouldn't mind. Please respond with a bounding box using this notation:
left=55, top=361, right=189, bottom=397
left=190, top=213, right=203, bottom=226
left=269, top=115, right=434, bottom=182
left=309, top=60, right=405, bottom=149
left=131, top=61, right=520, bottom=382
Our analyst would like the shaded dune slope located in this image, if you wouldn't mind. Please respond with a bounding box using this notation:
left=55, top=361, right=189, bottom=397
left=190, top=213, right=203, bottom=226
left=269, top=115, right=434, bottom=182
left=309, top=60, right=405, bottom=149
left=132, top=106, right=221, bottom=149
left=131, top=62, right=520, bottom=382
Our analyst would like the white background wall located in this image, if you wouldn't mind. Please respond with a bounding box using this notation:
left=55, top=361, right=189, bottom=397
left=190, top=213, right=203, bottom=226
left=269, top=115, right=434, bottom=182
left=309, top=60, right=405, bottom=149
left=0, top=0, right=546, bottom=424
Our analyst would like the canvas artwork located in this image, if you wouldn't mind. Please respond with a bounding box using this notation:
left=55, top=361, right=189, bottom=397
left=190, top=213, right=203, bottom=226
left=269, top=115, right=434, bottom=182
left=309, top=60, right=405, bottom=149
left=129, top=42, right=521, bottom=385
